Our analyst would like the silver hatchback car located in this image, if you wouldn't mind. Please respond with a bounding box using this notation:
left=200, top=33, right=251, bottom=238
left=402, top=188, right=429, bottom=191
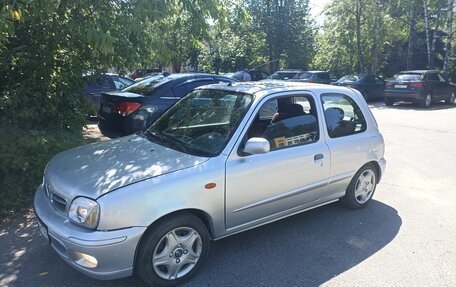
left=34, top=82, right=386, bottom=286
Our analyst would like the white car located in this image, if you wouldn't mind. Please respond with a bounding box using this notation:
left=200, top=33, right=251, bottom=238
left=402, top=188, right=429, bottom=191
left=34, top=81, right=386, bottom=286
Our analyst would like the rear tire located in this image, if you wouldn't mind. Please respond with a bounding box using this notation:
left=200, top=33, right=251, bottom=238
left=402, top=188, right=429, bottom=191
left=136, top=214, right=211, bottom=287
left=445, top=92, right=455, bottom=104
left=420, top=93, right=432, bottom=108
left=384, top=98, right=394, bottom=106
left=340, top=164, right=377, bottom=209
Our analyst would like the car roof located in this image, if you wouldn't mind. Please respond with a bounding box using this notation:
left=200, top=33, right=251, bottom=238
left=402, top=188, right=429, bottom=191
left=198, top=81, right=358, bottom=100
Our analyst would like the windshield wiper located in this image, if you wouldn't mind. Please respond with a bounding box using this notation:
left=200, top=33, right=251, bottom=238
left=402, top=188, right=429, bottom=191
left=145, top=130, right=191, bottom=153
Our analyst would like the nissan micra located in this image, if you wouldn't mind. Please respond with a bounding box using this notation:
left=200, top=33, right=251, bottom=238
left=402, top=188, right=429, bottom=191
left=34, top=82, right=386, bottom=286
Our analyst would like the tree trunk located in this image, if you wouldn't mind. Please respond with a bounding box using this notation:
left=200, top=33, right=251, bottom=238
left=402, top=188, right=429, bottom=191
left=444, top=0, right=454, bottom=75
left=406, top=7, right=417, bottom=70
left=355, top=0, right=364, bottom=73
left=423, top=0, right=432, bottom=68
left=431, top=19, right=441, bottom=68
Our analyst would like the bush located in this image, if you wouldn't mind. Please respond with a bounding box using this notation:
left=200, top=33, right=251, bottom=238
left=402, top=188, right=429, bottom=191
left=0, top=126, right=84, bottom=216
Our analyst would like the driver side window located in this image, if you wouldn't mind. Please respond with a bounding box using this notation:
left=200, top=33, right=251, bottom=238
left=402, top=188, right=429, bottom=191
left=246, top=95, right=319, bottom=151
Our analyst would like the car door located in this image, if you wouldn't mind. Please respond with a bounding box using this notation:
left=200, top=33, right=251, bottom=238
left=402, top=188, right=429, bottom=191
left=437, top=73, right=451, bottom=99
left=225, top=92, right=331, bottom=230
left=426, top=72, right=444, bottom=98
left=320, top=92, right=375, bottom=197
left=374, top=76, right=385, bottom=99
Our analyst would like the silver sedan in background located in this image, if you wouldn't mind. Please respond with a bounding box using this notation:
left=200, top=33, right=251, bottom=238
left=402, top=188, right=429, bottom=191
left=34, top=82, right=386, bottom=286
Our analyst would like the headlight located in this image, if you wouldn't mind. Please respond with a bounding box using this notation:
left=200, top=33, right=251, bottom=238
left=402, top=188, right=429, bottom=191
left=68, top=197, right=100, bottom=229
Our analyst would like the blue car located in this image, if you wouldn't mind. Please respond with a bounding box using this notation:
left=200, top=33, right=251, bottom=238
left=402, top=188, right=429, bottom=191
left=98, top=73, right=234, bottom=138
left=332, top=74, right=385, bottom=101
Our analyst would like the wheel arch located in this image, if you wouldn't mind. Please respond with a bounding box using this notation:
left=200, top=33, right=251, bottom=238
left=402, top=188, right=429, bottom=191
left=367, top=160, right=382, bottom=183
left=133, top=208, right=215, bottom=272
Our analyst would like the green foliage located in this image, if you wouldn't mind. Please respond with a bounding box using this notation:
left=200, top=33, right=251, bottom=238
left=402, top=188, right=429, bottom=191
left=312, top=0, right=452, bottom=77
left=0, top=0, right=225, bottom=216
left=200, top=0, right=315, bottom=73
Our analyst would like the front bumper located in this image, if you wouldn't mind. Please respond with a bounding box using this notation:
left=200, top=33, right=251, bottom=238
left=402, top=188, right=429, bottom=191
left=379, top=158, right=387, bottom=182
left=34, top=185, right=147, bottom=280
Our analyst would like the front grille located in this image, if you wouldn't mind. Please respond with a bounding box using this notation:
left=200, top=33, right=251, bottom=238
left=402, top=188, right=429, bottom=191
left=51, top=193, right=67, bottom=212
left=44, top=181, right=68, bottom=213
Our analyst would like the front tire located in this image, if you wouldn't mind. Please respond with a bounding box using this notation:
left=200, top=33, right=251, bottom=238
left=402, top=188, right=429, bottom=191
left=136, top=214, right=210, bottom=287
left=340, top=164, right=377, bottom=209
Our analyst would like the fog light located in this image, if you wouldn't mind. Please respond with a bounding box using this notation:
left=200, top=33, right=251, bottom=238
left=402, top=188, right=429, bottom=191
left=73, top=252, right=98, bottom=268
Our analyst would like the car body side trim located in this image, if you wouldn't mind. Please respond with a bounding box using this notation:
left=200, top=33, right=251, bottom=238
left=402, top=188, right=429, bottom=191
left=218, top=198, right=339, bottom=240
left=328, top=170, right=355, bottom=184
left=232, top=179, right=329, bottom=213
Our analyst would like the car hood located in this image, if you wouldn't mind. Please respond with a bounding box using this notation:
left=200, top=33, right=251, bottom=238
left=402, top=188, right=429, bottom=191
left=44, top=135, right=209, bottom=200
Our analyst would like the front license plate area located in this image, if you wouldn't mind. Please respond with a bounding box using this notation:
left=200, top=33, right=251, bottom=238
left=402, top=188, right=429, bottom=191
left=36, top=214, right=50, bottom=242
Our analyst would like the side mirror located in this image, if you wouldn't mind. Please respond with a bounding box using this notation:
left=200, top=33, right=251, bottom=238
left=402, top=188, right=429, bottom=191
left=243, top=137, right=270, bottom=155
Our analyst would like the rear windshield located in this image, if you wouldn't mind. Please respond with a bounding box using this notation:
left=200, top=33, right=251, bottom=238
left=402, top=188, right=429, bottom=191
left=122, top=75, right=170, bottom=95
left=392, top=74, right=423, bottom=82
left=337, top=75, right=360, bottom=83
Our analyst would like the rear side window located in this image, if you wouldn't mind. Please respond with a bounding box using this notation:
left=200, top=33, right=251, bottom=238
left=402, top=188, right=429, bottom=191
left=321, top=93, right=367, bottom=138
left=427, top=73, right=439, bottom=81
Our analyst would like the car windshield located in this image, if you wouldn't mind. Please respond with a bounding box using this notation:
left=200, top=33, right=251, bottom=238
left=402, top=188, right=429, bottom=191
left=392, top=73, right=423, bottom=82
left=267, top=72, right=298, bottom=80
left=146, top=89, right=253, bottom=157
left=122, top=75, right=169, bottom=95
left=337, top=75, right=360, bottom=83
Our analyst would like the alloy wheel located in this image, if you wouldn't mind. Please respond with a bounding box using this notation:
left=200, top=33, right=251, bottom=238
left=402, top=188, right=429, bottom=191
left=152, top=227, right=203, bottom=280
left=354, top=170, right=376, bottom=204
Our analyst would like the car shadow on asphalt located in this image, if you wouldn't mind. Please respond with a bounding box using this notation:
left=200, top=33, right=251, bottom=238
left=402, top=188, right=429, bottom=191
left=0, top=201, right=401, bottom=287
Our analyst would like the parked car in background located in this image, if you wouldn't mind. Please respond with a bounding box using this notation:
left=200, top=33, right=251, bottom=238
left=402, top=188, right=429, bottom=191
left=98, top=73, right=234, bottom=137
left=265, top=69, right=304, bottom=80
left=289, top=71, right=338, bottom=84
left=82, top=74, right=135, bottom=112
left=34, top=81, right=385, bottom=286
left=384, top=70, right=456, bottom=107
left=332, top=74, right=385, bottom=101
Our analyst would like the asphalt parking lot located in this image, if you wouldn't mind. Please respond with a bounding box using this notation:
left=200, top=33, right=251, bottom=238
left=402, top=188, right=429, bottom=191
left=1, top=101, right=456, bottom=287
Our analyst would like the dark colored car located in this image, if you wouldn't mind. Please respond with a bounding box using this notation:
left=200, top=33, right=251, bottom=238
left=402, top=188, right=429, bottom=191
left=265, top=70, right=304, bottom=80
left=98, top=73, right=234, bottom=137
left=332, top=74, right=385, bottom=101
left=385, top=70, right=456, bottom=108
left=290, top=71, right=338, bottom=84
left=82, top=74, right=135, bottom=112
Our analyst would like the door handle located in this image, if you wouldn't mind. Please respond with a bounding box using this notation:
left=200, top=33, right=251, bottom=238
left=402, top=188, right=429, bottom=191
left=314, top=154, right=324, bottom=161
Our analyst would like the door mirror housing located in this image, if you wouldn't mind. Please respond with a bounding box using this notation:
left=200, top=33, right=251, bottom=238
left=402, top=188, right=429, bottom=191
left=243, top=137, right=270, bottom=155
